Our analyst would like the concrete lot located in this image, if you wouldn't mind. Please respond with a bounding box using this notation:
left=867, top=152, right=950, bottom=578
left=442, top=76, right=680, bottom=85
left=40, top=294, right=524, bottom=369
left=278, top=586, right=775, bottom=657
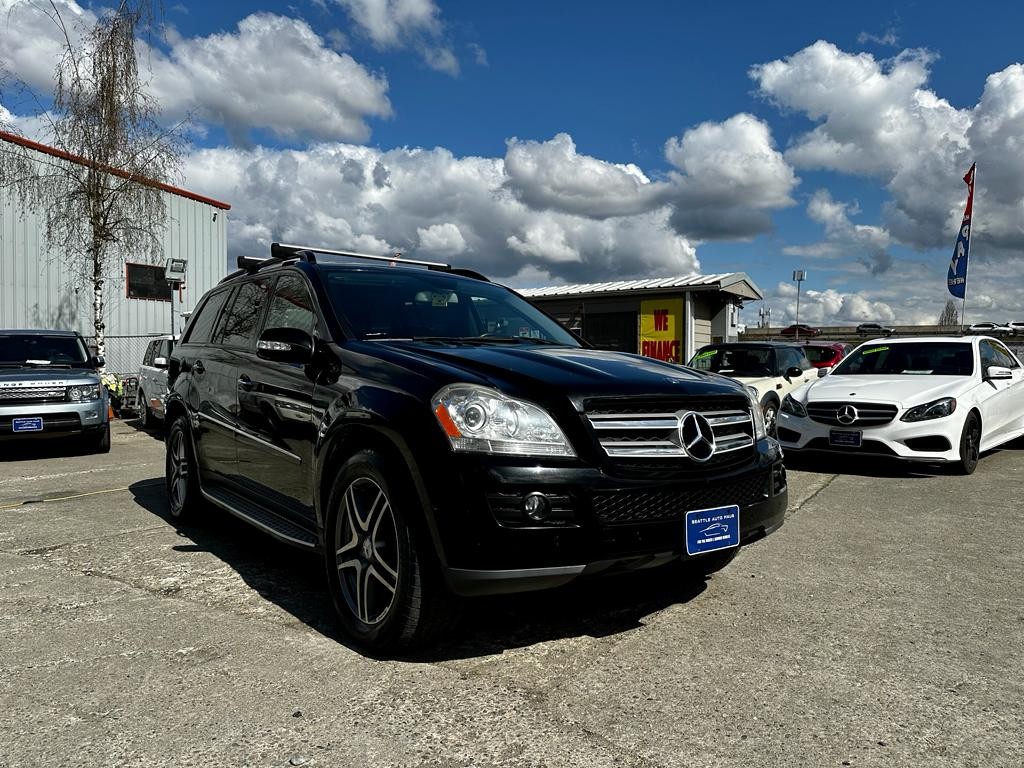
left=0, top=421, right=1021, bottom=767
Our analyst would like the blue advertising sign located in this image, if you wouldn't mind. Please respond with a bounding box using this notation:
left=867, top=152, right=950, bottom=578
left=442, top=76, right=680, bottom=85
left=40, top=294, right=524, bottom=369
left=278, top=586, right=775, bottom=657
left=685, top=505, right=740, bottom=555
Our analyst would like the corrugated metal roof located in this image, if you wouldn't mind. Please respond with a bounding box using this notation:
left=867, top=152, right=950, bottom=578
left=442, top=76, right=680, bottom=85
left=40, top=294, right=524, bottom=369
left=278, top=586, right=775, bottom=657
left=519, top=272, right=761, bottom=299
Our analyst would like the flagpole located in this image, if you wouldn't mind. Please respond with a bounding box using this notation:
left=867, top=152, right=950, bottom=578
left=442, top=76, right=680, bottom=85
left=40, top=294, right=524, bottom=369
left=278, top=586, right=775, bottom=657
left=960, top=163, right=974, bottom=334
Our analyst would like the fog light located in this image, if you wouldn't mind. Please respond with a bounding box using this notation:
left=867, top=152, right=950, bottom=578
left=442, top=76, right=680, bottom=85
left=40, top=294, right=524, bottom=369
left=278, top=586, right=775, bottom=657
left=522, top=492, right=550, bottom=522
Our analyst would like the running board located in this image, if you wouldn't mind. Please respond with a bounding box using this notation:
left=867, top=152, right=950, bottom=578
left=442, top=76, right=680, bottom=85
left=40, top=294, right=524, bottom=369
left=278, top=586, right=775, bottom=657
left=202, top=486, right=319, bottom=551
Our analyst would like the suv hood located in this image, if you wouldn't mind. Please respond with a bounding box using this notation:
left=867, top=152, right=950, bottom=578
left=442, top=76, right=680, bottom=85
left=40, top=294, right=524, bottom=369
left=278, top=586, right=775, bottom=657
left=802, top=374, right=971, bottom=408
left=0, top=367, right=98, bottom=387
left=366, top=342, right=746, bottom=403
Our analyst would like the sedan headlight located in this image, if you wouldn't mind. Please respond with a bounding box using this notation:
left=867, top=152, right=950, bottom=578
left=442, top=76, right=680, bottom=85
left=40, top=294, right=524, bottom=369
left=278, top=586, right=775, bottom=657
left=68, top=384, right=102, bottom=402
left=781, top=393, right=807, bottom=418
left=432, top=384, right=576, bottom=457
left=900, top=397, right=957, bottom=422
left=746, top=386, right=767, bottom=440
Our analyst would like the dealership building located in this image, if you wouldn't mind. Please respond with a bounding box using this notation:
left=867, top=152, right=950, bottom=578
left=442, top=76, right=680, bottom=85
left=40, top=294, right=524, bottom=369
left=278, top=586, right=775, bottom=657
left=520, top=273, right=763, bottom=364
left=0, top=131, right=230, bottom=373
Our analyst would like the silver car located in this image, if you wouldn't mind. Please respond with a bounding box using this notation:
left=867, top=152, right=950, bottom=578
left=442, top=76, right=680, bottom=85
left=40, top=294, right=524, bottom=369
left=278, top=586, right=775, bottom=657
left=0, top=329, right=110, bottom=453
left=137, top=335, right=175, bottom=428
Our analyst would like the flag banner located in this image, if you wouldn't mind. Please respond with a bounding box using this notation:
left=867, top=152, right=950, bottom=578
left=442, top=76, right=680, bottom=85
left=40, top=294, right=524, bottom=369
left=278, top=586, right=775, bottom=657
left=947, top=163, right=976, bottom=299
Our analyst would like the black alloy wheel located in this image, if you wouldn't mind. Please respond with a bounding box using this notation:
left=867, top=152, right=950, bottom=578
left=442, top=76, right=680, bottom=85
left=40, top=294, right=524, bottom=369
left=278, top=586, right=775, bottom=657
left=957, top=412, right=981, bottom=475
left=90, top=423, right=111, bottom=454
left=325, top=450, right=457, bottom=652
left=165, top=417, right=200, bottom=521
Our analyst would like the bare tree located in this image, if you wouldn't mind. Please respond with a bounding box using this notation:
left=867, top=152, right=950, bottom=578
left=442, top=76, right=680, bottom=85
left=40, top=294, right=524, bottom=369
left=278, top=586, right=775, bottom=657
left=0, top=0, right=183, bottom=358
left=938, top=299, right=959, bottom=328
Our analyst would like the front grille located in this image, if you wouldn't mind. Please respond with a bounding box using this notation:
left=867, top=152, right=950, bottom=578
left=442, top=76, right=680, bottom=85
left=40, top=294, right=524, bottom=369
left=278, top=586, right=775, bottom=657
left=584, top=396, right=755, bottom=461
left=0, top=386, right=68, bottom=405
left=592, top=473, right=770, bottom=525
left=807, top=401, right=898, bottom=426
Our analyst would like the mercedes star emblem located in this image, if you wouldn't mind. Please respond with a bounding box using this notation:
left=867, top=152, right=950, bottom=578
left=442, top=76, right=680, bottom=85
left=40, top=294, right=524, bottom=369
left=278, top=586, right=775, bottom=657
left=677, top=411, right=716, bottom=462
left=836, top=404, right=859, bottom=425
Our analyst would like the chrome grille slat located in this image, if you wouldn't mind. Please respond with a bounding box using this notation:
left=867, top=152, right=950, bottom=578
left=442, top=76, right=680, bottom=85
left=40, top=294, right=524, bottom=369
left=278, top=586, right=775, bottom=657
left=585, top=405, right=755, bottom=459
left=0, top=386, right=68, bottom=403
left=806, top=400, right=898, bottom=427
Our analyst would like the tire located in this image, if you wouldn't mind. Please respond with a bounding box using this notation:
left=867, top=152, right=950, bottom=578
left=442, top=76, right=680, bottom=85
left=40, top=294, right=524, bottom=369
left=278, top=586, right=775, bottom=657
left=957, top=412, right=981, bottom=475
left=90, top=423, right=111, bottom=454
left=138, top=390, right=151, bottom=429
left=761, top=398, right=779, bottom=438
left=324, top=449, right=458, bottom=653
left=165, top=416, right=202, bottom=522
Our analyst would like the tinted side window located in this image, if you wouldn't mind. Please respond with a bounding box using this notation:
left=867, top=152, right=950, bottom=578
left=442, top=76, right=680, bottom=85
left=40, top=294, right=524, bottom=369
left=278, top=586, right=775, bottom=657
left=991, top=341, right=1019, bottom=369
left=217, top=279, right=271, bottom=348
left=979, top=341, right=999, bottom=370
left=143, top=341, right=156, bottom=366
left=183, top=289, right=230, bottom=345
left=158, top=340, right=172, bottom=359
left=264, top=274, right=316, bottom=335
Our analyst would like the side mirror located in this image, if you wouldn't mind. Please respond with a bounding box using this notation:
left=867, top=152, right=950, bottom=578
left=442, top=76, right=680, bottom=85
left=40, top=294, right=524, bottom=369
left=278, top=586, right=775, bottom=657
left=817, top=366, right=831, bottom=378
left=257, top=327, right=314, bottom=364
left=785, top=366, right=803, bottom=380
left=153, top=356, right=168, bottom=369
left=985, top=365, right=1012, bottom=381
left=92, top=355, right=105, bottom=369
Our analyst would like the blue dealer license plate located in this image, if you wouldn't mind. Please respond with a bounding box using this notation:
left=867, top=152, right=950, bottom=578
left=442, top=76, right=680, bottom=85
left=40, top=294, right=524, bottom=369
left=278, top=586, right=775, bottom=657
left=12, top=417, right=44, bottom=433
left=685, top=505, right=740, bottom=555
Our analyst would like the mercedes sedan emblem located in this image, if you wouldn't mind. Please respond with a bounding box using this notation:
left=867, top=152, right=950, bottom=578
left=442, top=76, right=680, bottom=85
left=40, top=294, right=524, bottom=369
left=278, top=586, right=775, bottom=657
left=836, top=404, right=859, bottom=425
left=677, top=411, right=716, bottom=462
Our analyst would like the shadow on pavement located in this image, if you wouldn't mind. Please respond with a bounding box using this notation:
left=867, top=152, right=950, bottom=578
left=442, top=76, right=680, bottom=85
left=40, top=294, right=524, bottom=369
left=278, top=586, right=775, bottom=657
left=128, top=478, right=710, bottom=661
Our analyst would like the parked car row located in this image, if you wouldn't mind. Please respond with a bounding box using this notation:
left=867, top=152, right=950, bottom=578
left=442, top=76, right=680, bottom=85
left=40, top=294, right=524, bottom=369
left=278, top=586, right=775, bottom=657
left=775, top=321, right=1024, bottom=339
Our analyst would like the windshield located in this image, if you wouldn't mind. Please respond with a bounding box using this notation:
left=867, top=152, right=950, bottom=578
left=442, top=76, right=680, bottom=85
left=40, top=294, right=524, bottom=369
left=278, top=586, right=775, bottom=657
left=831, top=342, right=974, bottom=376
left=688, top=346, right=774, bottom=377
left=323, top=269, right=580, bottom=346
left=0, top=334, right=90, bottom=367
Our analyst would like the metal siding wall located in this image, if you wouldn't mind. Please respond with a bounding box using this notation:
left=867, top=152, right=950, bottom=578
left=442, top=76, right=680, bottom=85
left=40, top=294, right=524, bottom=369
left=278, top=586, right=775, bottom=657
left=0, top=148, right=227, bottom=373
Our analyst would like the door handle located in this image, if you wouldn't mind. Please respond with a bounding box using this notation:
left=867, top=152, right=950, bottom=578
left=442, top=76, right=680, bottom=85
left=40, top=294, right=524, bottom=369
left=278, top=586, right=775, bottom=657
left=237, top=374, right=253, bottom=391
left=192, top=360, right=205, bottom=375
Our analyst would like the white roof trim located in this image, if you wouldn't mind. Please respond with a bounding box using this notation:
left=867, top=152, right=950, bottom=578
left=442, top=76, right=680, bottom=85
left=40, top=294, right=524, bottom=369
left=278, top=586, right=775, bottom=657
left=518, top=272, right=763, bottom=300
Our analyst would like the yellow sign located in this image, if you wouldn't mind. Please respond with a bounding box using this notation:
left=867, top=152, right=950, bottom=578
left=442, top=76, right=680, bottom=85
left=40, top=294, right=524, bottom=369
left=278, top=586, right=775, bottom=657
left=639, top=298, right=683, bottom=363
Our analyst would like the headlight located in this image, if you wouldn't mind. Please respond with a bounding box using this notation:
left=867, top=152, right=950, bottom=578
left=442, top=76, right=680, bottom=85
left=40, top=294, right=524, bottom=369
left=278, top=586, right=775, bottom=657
left=781, top=393, right=807, bottom=418
left=432, top=384, right=576, bottom=457
left=746, top=386, right=767, bottom=440
left=68, top=385, right=102, bottom=402
left=900, top=397, right=957, bottom=422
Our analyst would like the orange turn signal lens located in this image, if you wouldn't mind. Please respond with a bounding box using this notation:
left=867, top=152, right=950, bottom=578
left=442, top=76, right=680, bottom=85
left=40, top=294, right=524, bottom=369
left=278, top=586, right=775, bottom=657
left=434, top=404, right=462, bottom=438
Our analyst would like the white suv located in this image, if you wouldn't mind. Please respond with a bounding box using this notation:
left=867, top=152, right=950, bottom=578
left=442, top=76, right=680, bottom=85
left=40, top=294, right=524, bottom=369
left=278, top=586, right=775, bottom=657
left=687, top=342, right=817, bottom=434
left=136, top=336, right=174, bottom=428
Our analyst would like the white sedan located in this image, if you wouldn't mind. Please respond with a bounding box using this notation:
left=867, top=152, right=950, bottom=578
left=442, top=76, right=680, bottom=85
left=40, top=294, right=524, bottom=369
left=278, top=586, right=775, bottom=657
left=776, top=336, right=1024, bottom=474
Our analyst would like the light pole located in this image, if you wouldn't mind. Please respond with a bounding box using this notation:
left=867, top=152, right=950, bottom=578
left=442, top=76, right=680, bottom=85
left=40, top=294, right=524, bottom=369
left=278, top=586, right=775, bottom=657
left=792, top=270, right=806, bottom=340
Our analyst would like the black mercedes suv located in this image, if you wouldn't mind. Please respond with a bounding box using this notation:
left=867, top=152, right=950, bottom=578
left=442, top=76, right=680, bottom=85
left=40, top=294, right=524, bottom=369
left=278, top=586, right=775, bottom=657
left=165, top=244, right=787, bottom=651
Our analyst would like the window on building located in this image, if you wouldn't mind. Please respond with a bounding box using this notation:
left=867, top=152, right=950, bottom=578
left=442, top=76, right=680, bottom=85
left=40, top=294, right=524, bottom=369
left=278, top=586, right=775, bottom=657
left=126, top=263, right=172, bottom=301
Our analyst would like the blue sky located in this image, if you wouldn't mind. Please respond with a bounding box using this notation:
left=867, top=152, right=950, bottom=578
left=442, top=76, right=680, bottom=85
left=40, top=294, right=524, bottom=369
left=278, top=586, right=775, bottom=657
left=4, top=0, right=1024, bottom=325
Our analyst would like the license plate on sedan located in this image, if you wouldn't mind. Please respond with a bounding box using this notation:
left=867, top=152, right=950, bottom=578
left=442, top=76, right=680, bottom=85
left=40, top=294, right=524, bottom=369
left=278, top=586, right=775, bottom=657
left=685, top=505, right=740, bottom=555
left=829, top=429, right=861, bottom=447
left=12, top=417, right=43, bottom=433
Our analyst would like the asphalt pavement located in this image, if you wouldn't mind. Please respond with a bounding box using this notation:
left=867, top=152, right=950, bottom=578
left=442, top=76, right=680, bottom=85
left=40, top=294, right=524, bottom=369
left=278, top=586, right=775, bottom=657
left=0, top=421, right=1021, bottom=767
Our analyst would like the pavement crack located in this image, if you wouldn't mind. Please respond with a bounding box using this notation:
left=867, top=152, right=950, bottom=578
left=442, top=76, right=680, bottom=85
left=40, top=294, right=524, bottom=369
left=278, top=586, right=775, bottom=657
left=787, top=472, right=840, bottom=516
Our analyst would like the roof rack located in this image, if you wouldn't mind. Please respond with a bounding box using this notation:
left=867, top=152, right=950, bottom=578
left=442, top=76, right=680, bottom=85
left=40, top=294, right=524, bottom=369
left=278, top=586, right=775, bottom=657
left=271, top=242, right=451, bottom=271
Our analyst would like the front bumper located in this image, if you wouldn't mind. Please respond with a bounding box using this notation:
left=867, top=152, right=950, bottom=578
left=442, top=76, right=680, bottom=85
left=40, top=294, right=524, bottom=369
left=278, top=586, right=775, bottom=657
left=430, top=440, right=788, bottom=596
left=0, top=399, right=108, bottom=441
left=776, top=409, right=963, bottom=462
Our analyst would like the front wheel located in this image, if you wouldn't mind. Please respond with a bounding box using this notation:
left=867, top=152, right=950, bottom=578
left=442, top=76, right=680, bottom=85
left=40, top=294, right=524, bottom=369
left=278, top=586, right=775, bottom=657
left=762, top=399, right=779, bottom=437
left=137, top=390, right=152, bottom=429
left=324, top=450, right=458, bottom=653
left=88, top=423, right=111, bottom=454
left=957, top=412, right=981, bottom=475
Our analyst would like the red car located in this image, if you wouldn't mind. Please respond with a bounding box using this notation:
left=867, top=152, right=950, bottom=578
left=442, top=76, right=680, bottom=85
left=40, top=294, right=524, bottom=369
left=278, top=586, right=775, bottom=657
left=779, top=323, right=821, bottom=338
left=802, top=341, right=848, bottom=369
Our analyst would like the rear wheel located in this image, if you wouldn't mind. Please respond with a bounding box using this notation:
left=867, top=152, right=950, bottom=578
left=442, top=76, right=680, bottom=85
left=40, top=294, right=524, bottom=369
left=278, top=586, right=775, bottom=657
left=324, top=449, right=458, bottom=653
left=138, top=389, right=151, bottom=429
left=957, top=412, right=981, bottom=475
left=166, top=416, right=202, bottom=521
